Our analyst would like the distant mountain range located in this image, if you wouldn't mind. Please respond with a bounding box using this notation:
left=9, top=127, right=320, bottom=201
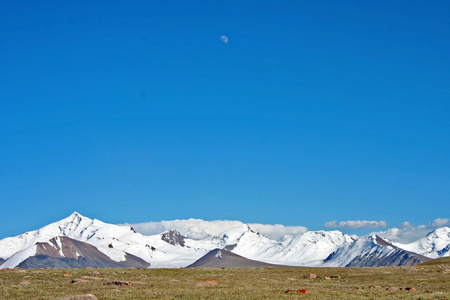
left=0, top=212, right=449, bottom=269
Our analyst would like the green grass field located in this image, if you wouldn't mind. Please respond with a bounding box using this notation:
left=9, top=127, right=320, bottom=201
left=1, top=258, right=449, bottom=299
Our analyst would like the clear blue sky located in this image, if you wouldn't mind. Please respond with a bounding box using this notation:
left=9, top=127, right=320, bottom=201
left=1, top=1, right=449, bottom=238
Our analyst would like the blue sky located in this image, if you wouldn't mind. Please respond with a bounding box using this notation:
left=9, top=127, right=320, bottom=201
left=1, top=1, right=449, bottom=239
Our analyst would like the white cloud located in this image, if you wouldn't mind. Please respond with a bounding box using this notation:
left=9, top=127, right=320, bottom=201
left=324, top=220, right=388, bottom=229
left=400, top=221, right=413, bottom=228
left=125, top=218, right=307, bottom=241
left=431, top=218, right=450, bottom=227
left=374, top=218, right=450, bottom=243
left=125, top=217, right=450, bottom=244
left=125, top=218, right=243, bottom=240
left=220, top=35, right=228, bottom=44
left=248, top=223, right=307, bottom=241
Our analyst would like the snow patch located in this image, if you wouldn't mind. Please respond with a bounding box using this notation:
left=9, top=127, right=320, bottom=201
left=54, top=237, right=64, bottom=257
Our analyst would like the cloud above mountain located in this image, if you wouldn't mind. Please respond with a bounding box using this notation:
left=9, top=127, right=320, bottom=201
left=324, top=220, right=388, bottom=229
left=247, top=223, right=308, bottom=241
left=431, top=218, right=450, bottom=227
left=375, top=218, right=450, bottom=243
left=125, top=217, right=449, bottom=243
left=125, top=219, right=307, bottom=241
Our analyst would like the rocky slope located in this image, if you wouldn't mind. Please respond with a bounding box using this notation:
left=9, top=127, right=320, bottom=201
left=323, top=235, right=431, bottom=267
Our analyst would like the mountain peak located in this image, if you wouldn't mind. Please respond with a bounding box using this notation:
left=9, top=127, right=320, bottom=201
left=67, top=211, right=82, bottom=218
left=427, top=227, right=450, bottom=238
left=62, top=212, right=90, bottom=223
left=374, top=235, right=395, bottom=247
left=221, top=224, right=265, bottom=239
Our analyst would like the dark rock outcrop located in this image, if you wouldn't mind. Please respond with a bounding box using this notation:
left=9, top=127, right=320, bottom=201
left=161, top=230, right=186, bottom=247
left=346, top=248, right=429, bottom=267
left=223, top=244, right=237, bottom=251
left=437, top=244, right=450, bottom=257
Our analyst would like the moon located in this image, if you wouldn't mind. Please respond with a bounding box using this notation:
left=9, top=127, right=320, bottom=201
left=220, top=35, right=228, bottom=44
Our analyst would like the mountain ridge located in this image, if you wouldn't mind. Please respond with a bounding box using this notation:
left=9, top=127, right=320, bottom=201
left=0, top=212, right=448, bottom=269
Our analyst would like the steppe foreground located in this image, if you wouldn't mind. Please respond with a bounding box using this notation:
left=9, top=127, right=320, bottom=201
left=0, top=258, right=449, bottom=299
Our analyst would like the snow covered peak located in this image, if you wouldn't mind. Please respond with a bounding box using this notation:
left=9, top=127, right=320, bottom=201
left=57, top=212, right=91, bottom=226
left=184, top=224, right=272, bottom=254
left=38, top=212, right=101, bottom=240
left=0, top=212, right=110, bottom=260
left=322, top=234, right=384, bottom=267
left=68, top=211, right=84, bottom=220
left=293, top=230, right=354, bottom=244
left=397, top=227, right=450, bottom=258
left=426, top=227, right=450, bottom=239
left=212, top=224, right=268, bottom=246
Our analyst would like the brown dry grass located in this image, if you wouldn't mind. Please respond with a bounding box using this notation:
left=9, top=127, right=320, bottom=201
left=0, top=259, right=449, bottom=299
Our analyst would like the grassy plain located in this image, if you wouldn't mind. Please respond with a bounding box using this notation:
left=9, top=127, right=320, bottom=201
left=0, top=258, right=449, bottom=299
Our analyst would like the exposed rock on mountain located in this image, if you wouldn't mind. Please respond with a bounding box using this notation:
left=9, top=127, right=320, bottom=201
left=161, top=230, right=186, bottom=247
left=345, top=248, right=429, bottom=267
left=3, top=236, right=149, bottom=269
left=324, top=235, right=431, bottom=267
left=347, top=236, right=431, bottom=267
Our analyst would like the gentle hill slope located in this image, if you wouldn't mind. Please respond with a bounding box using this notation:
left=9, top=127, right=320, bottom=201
left=187, top=249, right=287, bottom=268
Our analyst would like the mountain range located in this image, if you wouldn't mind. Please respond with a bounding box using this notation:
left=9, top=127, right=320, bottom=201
left=0, top=212, right=449, bottom=269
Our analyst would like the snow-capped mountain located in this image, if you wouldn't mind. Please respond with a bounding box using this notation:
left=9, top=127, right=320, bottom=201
left=0, top=212, right=208, bottom=269
left=0, top=212, right=448, bottom=269
left=1, top=236, right=149, bottom=269
left=187, top=225, right=355, bottom=267
left=322, top=235, right=430, bottom=267
left=394, top=227, right=450, bottom=258
left=268, top=230, right=355, bottom=266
